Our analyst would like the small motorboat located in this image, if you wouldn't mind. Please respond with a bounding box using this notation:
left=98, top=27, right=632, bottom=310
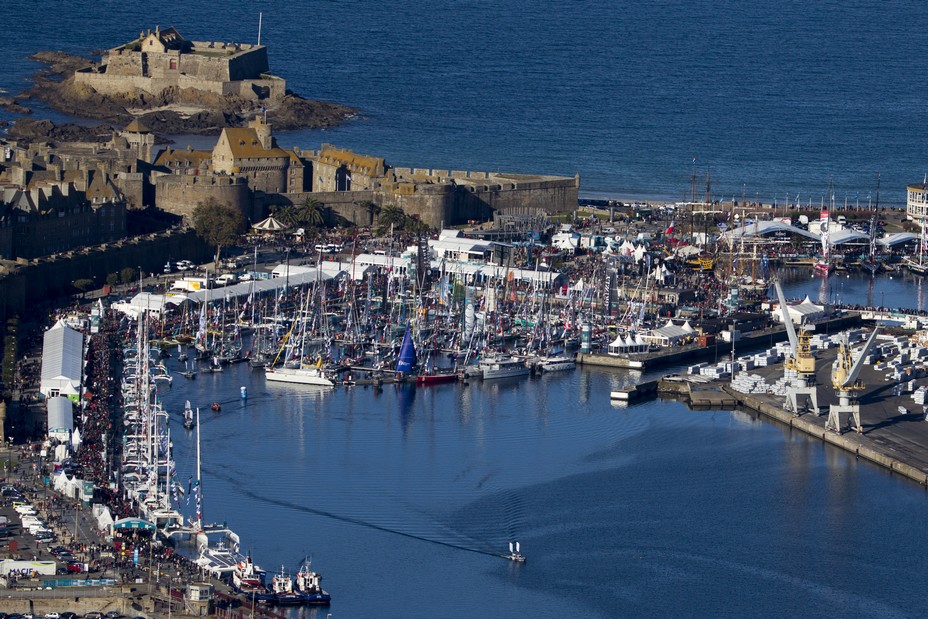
left=504, top=541, right=525, bottom=563
left=183, top=401, right=196, bottom=430
left=211, top=402, right=222, bottom=412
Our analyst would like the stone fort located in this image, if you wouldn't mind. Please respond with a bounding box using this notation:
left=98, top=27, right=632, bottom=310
left=154, top=127, right=579, bottom=229
left=74, top=26, right=285, bottom=101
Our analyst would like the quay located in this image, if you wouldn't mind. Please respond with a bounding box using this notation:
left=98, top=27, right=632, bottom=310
left=662, top=345, right=928, bottom=487
left=577, top=313, right=863, bottom=371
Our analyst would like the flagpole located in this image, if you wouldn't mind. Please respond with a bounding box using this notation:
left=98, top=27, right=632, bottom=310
left=257, top=12, right=263, bottom=46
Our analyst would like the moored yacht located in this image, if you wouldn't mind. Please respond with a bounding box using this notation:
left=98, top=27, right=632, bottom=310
left=479, top=355, right=529, bottom=380
left=265, top=363, right=335, bottom=386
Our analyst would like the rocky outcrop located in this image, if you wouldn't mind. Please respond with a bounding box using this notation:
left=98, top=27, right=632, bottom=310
left=7, top=119, right=116, bottom=142
left=10, top=51, right=357, bottom=140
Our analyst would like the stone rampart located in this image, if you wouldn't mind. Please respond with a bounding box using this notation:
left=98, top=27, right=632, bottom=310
left=155, top=173, right=252, bottom=221
left=0, top=228, right=210, bottom=325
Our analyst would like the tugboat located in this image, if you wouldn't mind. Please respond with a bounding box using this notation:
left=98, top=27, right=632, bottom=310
left=231, top=556, right=275, bottom=604
left=294, top=560, right=331, bottom=605
left=183, top=401, right=196, bottom=430
left=504, top=541, right=526, bottom=563
left=271, top=566, right=303, bottom=606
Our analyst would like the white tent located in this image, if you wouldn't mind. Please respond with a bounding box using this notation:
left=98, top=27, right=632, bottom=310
left=40, top=320, right=84, bottom=399
left=111, top=292, right=188, bottom=319
left=46, top=396, right=74, bottom=442
left=643, top=319, right=695, bottom=347
left=252, top=216, right=288, bottom=231
left=772, top=295, right=825, bottom=325
left=607, top=333, right=648, bottom=356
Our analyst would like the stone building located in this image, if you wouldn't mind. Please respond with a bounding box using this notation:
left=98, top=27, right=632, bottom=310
left=293, top=144, right=578, bottom=229
left=74, top=27, right=286, bottom=102
left=0, top=122, right=156, bottom=210
left=0, top=181, right=126, bottom=260
left=212, top=117, right=304, bottom=194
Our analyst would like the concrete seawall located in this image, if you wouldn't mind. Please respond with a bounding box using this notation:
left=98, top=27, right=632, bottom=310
left=721, top=385, right=928, bottom=486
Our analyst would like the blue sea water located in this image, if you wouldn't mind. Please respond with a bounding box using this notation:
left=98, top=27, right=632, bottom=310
left=5, top=2, right=928, bottom=615
left=2, top=0, right=928, bottom=204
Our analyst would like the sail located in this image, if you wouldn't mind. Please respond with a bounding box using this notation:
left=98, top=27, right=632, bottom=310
left=396, top=324, right=418, bottom=373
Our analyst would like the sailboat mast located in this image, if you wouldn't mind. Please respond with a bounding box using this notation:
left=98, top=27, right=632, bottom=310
left=196, top=406, right=202, bottom=530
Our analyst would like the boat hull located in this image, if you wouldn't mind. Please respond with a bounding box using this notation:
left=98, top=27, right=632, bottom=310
left=265, top=367, right=334, bottom=386
left=416, top=373, right=458, bottom=385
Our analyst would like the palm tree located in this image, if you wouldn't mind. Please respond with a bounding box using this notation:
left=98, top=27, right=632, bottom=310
left=300, top=198, right=327, bottom=228
left=271, top=204, right=298, bottom=227
left=361, top=201, right=381, bottom=227
left=377, top=204, right=407, bottom=233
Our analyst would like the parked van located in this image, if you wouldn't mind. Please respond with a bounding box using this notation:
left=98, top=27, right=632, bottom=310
left=215, top=273, right=238, bottom=286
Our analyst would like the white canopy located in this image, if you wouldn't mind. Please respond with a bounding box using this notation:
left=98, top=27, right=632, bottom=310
left=772, top=295, right=825, bottom=325
left=40, top=320, right=84, bottom=398
left=47, top=396, right=73, bottom=441
left=252, top=216, right=288, bottom=231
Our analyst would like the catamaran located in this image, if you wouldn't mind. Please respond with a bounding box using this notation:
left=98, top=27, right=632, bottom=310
left=504, top=541, right=526, bottom=563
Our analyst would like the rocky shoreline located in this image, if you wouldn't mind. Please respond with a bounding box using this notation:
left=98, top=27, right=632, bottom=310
left=1, top=50, right=358, bottom=142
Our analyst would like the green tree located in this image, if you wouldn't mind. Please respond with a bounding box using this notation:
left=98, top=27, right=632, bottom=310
left=120, top=267, right=138, bottom=284
left=361, top=201, right=381, bottom=227
left=191, top=198, right=247, bottom=269
left=73, top=278, right=95, bottom=297
left=271, top=203, right=298, bottom=227
left=299, top=198, right=327, bottom=228
left=106, top=273, right=119, bottom=288
left=377, top=204, right=407, bottom=234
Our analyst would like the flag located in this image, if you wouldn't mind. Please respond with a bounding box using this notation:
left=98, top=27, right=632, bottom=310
left=666, top=221, right=675, bottom=235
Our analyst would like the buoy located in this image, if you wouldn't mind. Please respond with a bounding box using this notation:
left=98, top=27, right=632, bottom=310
left=240, top=386, right=248, bottom=399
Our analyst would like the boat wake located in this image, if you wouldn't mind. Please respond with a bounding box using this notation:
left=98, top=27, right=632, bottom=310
left=206, top=467, right=503, bottom=558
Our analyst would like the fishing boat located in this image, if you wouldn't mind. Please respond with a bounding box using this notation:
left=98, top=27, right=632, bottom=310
left=231, top=555, right=275, bottom=602
left=479, top=355, right=529, bottom=380
left=504, top=541, right=526, bottom=563
left=271, top=566, right=303, bottom=606
left=183, top=401, right=195, bottom=430
left=294, top=560, right=331, bottom=605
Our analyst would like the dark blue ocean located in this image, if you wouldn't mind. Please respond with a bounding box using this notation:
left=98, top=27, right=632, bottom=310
left=2, top=0, right=928, bottom=204
left=6, top=2, right=928, bottom=616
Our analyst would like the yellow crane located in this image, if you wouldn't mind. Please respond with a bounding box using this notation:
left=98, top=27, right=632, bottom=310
left=774, top=277, right=818, bottom=416
left=827, top=328, right=879, bottom=434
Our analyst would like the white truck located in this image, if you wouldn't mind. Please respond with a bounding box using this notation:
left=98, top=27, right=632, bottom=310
left=171, top=277, right=210, bottom=292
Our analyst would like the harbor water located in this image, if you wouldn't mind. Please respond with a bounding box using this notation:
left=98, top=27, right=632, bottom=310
left=155, top=357, right=928, bottom=618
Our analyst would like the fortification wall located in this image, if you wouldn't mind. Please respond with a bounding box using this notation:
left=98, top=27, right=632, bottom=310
left=75, top=72, right=227, bottom=97
left=467, top=177, right=578, bottom=218
left=155, top=173, right=252, bottom=221
left=227, top=46, right=270, bottom=80
left=0, top=228, right=210, bottom=325
left=271, top=191, right=377, bottom=226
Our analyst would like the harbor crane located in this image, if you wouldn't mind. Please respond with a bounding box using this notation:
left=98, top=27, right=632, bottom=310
left=774, top=278, right=818, bottom=416
left=827, top=328, right=880, bottom=434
